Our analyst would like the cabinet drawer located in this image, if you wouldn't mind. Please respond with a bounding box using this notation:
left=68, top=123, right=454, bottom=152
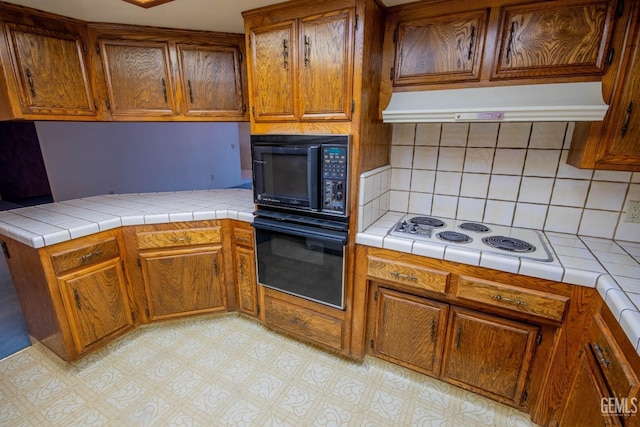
left=263, top=293, right=343, bottom=351
left=137, top=227, right=221, bottom=249
left=367, top=256, right=449, bottom=293
left=51, top=238, right=120, bottom=275
left=456, top=276, right=568, bottom=322
left=589, top=313, right=639, bottom=401
left=233, top=227, right=254, bottom=248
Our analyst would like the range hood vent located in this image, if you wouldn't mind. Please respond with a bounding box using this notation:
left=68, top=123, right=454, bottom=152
left=382, top=82, right=608, bottom=123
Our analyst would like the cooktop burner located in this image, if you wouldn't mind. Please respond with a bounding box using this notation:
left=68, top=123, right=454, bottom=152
left=482, top=236, right=536, bottom=253
left=409, top=216, right=446, bottom=228
left=436, top=231, right=472, bottom=243
left=459, top=222, right=491, bottom=233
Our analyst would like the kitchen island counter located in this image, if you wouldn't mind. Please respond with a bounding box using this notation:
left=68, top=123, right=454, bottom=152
left=358, top=211, right=640, bottom=356
left=0, top=189, right=254, bottom=248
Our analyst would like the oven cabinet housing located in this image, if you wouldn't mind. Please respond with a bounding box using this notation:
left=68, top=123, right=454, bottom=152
left=243, top=3, right=355, bottom=123
left=90, top=24, right=248, bottom=121
left=1, top=230, right=135, bottom=362
left=354, top=246, right=602, bottom=425
left=561, top=306, right=640, bottom=427
left=0, top=3, right=98, bottom=120
left=232, top=222, right=258, bottom=317
left=128, top=222, right=228, bottom=322
left=380, top=0, right=618, bottom=99
left=568, top=1, right=640, bottom=171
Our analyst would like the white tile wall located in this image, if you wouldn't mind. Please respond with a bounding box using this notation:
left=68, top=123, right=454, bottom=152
left=381, top=122, right=640, bottom=242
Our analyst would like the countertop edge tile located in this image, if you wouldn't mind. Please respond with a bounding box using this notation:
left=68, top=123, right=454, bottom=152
left=355, top=232, right=383, bottom=248
left=618, top=310, right=640, bottom=357
left=605, top=289, right=636, bottom=322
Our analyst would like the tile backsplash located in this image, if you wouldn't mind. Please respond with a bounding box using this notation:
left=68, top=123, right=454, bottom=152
left=359, top=122, right=640, bottom=242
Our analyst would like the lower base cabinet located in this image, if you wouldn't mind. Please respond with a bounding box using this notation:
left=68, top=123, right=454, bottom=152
left=370, top=284, right=538, bottom=407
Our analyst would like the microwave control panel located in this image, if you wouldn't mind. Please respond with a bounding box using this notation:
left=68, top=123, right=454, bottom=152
left=321, top=145, right=348, bottom=215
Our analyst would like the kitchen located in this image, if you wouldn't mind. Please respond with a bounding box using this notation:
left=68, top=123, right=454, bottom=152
left=0, top=0, right=639, bottom=426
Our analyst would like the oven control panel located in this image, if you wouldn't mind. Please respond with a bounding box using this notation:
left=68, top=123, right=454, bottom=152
left=321, top=145, right=348, bottom=214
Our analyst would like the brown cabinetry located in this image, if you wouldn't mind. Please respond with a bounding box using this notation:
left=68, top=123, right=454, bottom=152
left=381, top=0, right=619, bottom=100
left=561, top=308, right=640, bottom=426
left=92, top=25, right=248, bottom=121
left=244, top=4, right=355, bottom=122
left=568, top=1, right=640, bottom=171
left=0, top=5, right=97, bottom=120
left=232, top=224, right=258, bottom=317
left=135, top=224, right=227, bottom=321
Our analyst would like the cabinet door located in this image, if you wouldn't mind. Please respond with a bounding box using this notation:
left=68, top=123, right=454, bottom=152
left=249, top=21, right=296, bottom=121
left=178, top=44, right=245, bottom=118
left=372, top=287, right=448, bottom=376
left=393, top=10, right=487, bottom=86
left=561, top=348, right=622, bottom=427
left=59, top=260, right=134, bottom=355
left=441, top=307, right=538, bottom=405
left=98, top=39, right=177, bottom=117
left=299, top=8, right=354, bottom=120
left=493, top=0, right=616, bottom=79
left=235, top=246, right=258, bottom=316
left=4, top=22, right=95, bottom=117
left=141, top=247, right=226, bottom=320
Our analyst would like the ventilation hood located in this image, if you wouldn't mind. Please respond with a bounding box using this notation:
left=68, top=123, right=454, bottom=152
left=382, top=81, right=608, bottom=123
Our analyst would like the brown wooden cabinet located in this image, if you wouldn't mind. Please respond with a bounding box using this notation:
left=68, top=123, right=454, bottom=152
left=0, top=5, right=97, bottom=120
left=561, top=307, right=640, bottom=426
left=371, top=287, right=448, bottom=376
left=491, top=0, right=616, bottom=80
left=135, top=225, right=227, bottom=321
left=92, top=25, right=248, bottom=121
left=1, top=230, right=135, bottom=362
left=391, top=9, right=488, bottom=86
left=568, top=1, right=640, bottom=171
left=97, top=38, right=177, bottom=118
left=232, top=224, right=258, bottom=317
left=441, top=307, right=538, bottom=406
left=245, top=5, right=355, bottom=122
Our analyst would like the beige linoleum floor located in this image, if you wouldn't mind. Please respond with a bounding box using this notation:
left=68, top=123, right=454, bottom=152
left=0, top=314, right=538, bottom=426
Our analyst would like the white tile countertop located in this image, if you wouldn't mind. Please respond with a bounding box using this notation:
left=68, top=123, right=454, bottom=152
left=0, top=189, right=254, bottom=249
left=357, top=211, right=640, bottom=356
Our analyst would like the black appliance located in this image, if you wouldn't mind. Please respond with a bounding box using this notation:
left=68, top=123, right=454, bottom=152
left=252, top=210, right=348, bottom=309
left=251, top=134, right=349, bottom=217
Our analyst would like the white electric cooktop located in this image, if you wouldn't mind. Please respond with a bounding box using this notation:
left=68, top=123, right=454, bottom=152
left=388, top=215, right=554, bottom=262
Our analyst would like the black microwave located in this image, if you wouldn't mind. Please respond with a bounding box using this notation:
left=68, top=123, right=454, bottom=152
left=251, top=134, right=349, bottom=217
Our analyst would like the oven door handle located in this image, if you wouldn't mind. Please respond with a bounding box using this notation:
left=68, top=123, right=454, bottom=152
left=252, top=219, right=347, bottom=245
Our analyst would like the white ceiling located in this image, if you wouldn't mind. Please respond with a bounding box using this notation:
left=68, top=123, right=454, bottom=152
left=2, top=0, right=414, bottom=34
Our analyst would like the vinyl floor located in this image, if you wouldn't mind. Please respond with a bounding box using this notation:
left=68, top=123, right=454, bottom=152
left=0, top=313, right=538, bottom=426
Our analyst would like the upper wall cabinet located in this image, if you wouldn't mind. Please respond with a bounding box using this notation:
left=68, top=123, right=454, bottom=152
left=568, top=0, right=640, bottom=171
left=491, top=0, right=616, bottom=80
left=244, top=4, right=355, bottom=123
left=382, top=0, right=619, bottom=92
left=91, top=25, right=248, bottom=121
left=392, top=9, right=488, bottom=86
left=0, top=6, right=98, bottom=120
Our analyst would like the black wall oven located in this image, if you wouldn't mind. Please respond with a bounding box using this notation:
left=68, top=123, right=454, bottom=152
left=253, top=211, right=348, bottom=309
left=251, top=134, right=350, bottom=310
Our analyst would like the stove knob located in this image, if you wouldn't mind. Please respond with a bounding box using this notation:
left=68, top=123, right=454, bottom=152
left=409, top=224, right=418, bottom=233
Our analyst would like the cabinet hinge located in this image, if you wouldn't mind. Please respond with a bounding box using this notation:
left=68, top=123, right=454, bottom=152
left=351, top=100, right=355, bottom=114
left=522, top=390, right=529, bottom=403
left=238, top=50, right=243, bottom=63
left=243, top=103, right=247, bottom=114
left=106, top=99, right=111, bottom=111
left=616, top=0, right=625, bottom=17
left=95, top=43, right=100, bottom=55
left=131, top=311, right=136, bottom=322
left=354, top=14, right=359, bottom=30
left=390, top=67, right=395, bottom=80
left=248, top=34, right=251, bottom=48
left=1, top=241, right=9, bottom=259
left=373, top=289, right=378, bottom=301
left=82, top=42, right=88, bottom=55
left=252, top=106, right=255, bottom=117
left=607, top=48, right=615, bottom=65
left=145, top=308, right=150, bottom=317
left=536, top=332, right=543, bottom=346
left=93, top=99, right=98, bottom=110
left=370, top=339, right=374, bottom=350
left=214, top=260, right=219, bottom=276
left=136, top=257, right=141, bottom=268
left=393, top=27, right=398, bottom=43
